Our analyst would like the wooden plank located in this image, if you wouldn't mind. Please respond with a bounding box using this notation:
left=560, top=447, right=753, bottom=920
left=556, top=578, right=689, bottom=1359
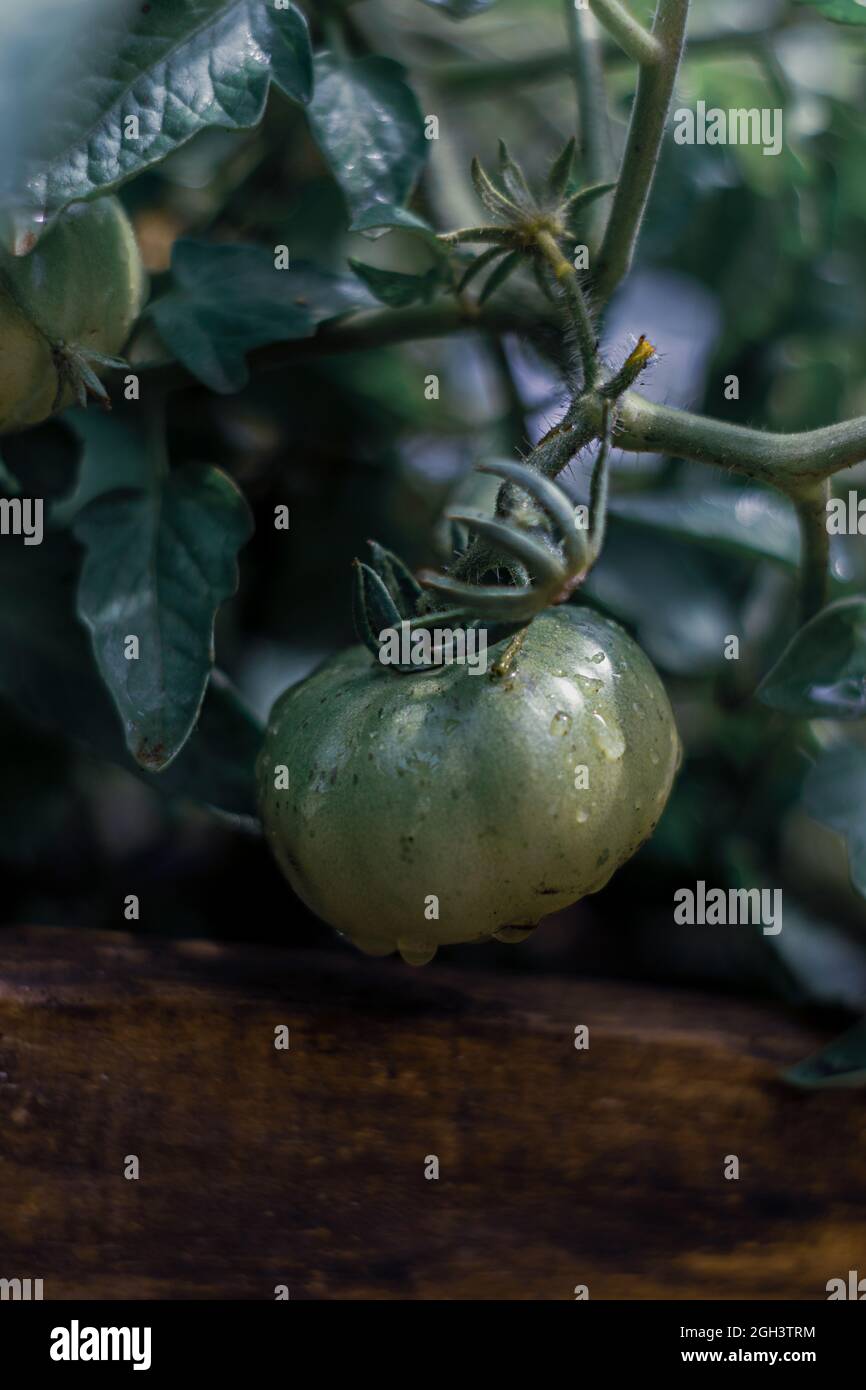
left=0, top=925, right=863, bottom=1300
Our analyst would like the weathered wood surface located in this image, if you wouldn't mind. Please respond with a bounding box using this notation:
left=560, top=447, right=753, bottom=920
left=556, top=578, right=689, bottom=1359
left=0, top=925, right=864, bottom=1300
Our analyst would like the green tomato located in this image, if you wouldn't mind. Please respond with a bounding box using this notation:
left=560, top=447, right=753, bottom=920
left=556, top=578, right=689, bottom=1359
left=258, top=605, right=680, bottom=964
left=0, top=196, right=145, bottom=432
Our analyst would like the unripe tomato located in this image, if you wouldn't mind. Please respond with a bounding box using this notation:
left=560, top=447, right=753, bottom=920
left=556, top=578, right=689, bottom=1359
left=0, top=196, right=145, bottom=432
left=258, top=606, right=680, bottom=964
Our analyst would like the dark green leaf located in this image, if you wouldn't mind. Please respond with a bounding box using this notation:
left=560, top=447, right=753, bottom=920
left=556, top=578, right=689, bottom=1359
left=803, top=745, right=866, bottom=898
left=348, top=257, right=441, bottom=308
left=793, top=0, right=866, bottom=25
left=308, top=53, right=427, bottom=224
left=784, top=1017, right=866, bottom=1089
left=148, top=243, right=373, bottom=392
left=74, top=465, right=253, bottom=771
left=0, top=533, right=261, bottom=815
left=758, top=599, right=866, bottom=719
left=349, top=205, right=446, bottom=252
left=8, top=0, right=313, bottom=248
left=52, top=409, right=153, bottom=526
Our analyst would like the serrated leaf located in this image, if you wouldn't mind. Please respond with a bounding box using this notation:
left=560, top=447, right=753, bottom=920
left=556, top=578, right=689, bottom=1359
left=308, top=53, right=427, bottom=224
left=758, top=599, right=866, bottom=719
left=348, top=258, right=441, bottom=308
left=7, top=0, right=313, bottom=249
left=73, top=464, right=253, bottom=772
left=148, top=243, right=373, bottom=392
left=793, top=0, right=866, bottom=25
left=803, top=745, right=866, bottom=898
left=0, top=532, right=261, bottom=814
left=784, top=1016, right=866, bottom=1089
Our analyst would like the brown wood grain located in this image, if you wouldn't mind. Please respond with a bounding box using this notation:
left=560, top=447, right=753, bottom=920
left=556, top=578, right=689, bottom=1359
left=0, top=925, right=864, bottom=1300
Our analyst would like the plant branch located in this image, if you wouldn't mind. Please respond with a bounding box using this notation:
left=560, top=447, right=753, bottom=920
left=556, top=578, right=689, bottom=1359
left=594, top=0, right=690, bottom=305
left=794, top=482, right=830, bottom=624
left=430, top=26, right=779, bottom=99
left=615, top=392, right=866, bottom=490
left=563, top=1, right=614, bottom=246
left=589, top=0, right=662, bottom=67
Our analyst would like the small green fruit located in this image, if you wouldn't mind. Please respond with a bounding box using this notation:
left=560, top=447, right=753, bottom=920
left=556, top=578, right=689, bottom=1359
left=0, top=196, right=145, bottom=432
left=258, top=606, right=680, bottom=963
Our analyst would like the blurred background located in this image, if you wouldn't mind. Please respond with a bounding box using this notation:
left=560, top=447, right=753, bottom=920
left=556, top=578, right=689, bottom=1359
left=2, top=0, right=866, bottom=1030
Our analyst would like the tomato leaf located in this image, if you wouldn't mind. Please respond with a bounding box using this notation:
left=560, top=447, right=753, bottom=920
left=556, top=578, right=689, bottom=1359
left=148, top=242, right=373, bottom=392
left=0, top=532, right=262, bottom=815
left=348, top=258, right=442, bottom=307
left=7, top=0, right=313, bottom=249
left=52, top=410, right=153, bottom=526
left=803, top=745, right=866, bottom=898
left=757, top=598, right=866, bottom=720
left=784, top=1017, right=866, bottom=1089
left=793, top=0, right=866, bottom=25
left=307, top=53, right=427, bottom=224
left=73, top=464, right=253, bottom=772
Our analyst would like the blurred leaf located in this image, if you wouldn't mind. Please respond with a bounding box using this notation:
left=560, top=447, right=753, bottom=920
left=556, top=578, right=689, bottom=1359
left=758, top=599, right=866, bottom=719
left=609, top=486, right=799, bottom=566
left=583, top=529, right=739, bottom=676
left=52, top=409, right=153, bottom=526
left=420, top=0, right=499, bottom=16
left=148, top=243, right=373, bottom=391
left=794, top=0, right=866, bottom=24
left=348, top=257, right=441, bottom=307
left=73, top=464, right=253, bottom=771
left=803, top=745, right=866, bottom=898
left=7, top=0, right=313, bottom=249
left=308, top=53, right=426, bottom=224
left=0, top=533, right=262, bottom=815
left=784, top=1016, right=866, bottom=1089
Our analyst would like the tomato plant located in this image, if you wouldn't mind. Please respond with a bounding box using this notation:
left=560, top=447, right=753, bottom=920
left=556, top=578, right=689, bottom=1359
left=3, top=0, right=866, bottom=1079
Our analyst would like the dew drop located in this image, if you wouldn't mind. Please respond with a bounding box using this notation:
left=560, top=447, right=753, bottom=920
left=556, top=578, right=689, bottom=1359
left=650, top=749, right=660, bottom=765
left=590, top=711, right=626, bottom=760
left=549, top=710, right=572, bottom=736
left=397, top=940, right=437, bottom=966
left=576, top=807, right=590, bottom=824
left=590, top=651, right=605, bottom=665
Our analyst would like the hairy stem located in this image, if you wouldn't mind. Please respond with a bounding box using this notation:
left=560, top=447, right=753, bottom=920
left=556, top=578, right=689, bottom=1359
left=535, top=228, right=598, bottom=388
left=594, top=0, right=690, bottom=305
left=615, top=392, right=866, bottom=489
left=794, top=483, right=830, bottom=624
left=589, top=0, right=662, bottom=66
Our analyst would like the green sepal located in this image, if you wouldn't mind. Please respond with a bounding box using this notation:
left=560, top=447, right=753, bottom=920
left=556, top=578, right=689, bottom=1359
left=352, top=559, right=402, bottom=656
left=546, top=137, right=576, bottom=202
left=367, top=540, right=423, bottom=618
